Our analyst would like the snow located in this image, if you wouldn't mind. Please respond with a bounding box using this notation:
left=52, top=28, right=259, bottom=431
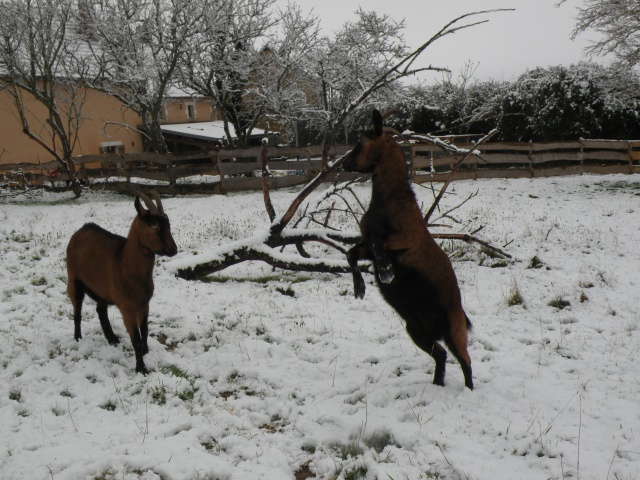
left=1, top=174, right=640, bottom=480
left=160, top=121, right=229, bottom=143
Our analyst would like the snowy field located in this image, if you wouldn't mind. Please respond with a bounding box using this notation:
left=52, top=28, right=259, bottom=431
left=1, top=174, right=639, bottom=480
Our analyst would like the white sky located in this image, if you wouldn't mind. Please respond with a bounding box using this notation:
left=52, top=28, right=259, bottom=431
left=288, top=0, right=608, bottom=83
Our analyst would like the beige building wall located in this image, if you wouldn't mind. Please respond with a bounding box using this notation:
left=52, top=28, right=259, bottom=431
left=0, top=87, right=144, bottom=166
left=163, top=97, right=217, bottom=124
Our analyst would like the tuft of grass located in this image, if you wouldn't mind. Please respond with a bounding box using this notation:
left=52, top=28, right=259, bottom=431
left=548, top=296, right=571, bottom=310
left=51, top=405, right=65, bottom=417
left=150, top=385, right=167, bottom=405
left=527, top=255, right=546, bottom=270
left=276, top=286, right=295, bottom=297
left=343, top=465, right=367, bottom=480
left=507, top=281, right=525, bottom=307
left=93, top=468, right=116, bottom=480
left=177, top=381, right=198, bottom=402
left=336, top=440, right=364, bottom=460
left=31, top=276, right=47, bottom=286
left=490, top=260, right=510, bottom=269
left=161, top=364, right=190, bottom=379
left=301, top=444, right=316, bottom=455
left=364, top=429, right=397, bottom=453
left=48, top=343, right=64, bottom=359
left=60, top=388, right=73, bottom=398
left=579, top=290, right=588, bottom=303
left=100, top=400, right=117, bottom=411
left=9, top=390, right=21, bottom=402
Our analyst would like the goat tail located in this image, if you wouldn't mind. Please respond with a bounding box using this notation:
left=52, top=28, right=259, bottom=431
left=465, top=313, right=473, bottom=332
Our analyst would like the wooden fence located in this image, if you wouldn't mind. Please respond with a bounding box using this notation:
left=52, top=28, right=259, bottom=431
left=2, top=140, right=640, bottom=194
left=413, top=139, right=640, bottom=182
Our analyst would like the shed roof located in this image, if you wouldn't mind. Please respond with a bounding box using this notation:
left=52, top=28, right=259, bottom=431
left=160, top=121, right=228, bottom=142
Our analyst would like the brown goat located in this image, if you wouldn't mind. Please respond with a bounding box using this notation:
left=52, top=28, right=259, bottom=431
left=343, top=109, right=473, bottom=390
left=66, top=190, right=178, bottom=374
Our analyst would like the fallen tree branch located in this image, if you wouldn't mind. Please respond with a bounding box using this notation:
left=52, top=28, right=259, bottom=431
left=432, top=232, right=512, bottom=259
left=174, top=240, right=360, bottom=280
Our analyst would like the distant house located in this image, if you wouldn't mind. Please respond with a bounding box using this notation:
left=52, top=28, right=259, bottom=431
left=0, top=83, right=218, bottom=166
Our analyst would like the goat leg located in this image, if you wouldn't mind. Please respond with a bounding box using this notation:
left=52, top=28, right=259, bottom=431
left=406, top=322, right=447, bottom=387
left=97, top=302, right=120, bottom=345
left=347, top=242, right=369, bottom=299
left=140, top=312, right=149, bottom=355
left=133, top=336, right=149, bottom=375
left=371, top=241, right=394, bottom=284
left=124, top=312, right=149, bottom=375
left=69, top=279, right=85, bottom=341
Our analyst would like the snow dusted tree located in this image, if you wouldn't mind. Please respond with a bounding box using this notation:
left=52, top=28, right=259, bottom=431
left=560, top=0, right=640, bottom=69
left=407, top=62, right=505, bottom=136
left=493, top=62, right=640, bottom=142
left=301, top=9, right=412, bottom=146
left=0, top=0, right=85, bottom=196
left=179, top=0, right=319, bottom=147
left=74, top=0, right=207, bottom=153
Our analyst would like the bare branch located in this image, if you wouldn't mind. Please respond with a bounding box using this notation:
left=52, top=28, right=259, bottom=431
left=432, top=232, right=512, bottom=259
left=422, top=129, right=497, bottom=223
left=269, top=150, right=351, bottom=235
left=261, top=139, right=276, bottom=222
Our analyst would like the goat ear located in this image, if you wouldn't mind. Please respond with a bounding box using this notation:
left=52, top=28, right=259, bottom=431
left=134, top=196, right=148, bottom=217
left=372, top=109, right=383, bottom=137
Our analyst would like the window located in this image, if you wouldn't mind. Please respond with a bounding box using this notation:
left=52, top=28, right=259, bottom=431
left=186, top=102, right=196, bottom=120
left=99, top=141, right=124, bottom=155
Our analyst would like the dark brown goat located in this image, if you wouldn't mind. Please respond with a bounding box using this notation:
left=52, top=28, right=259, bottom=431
left=66, top=191, right=178, bottom=374
left=344, top=109, right=473, bottom=390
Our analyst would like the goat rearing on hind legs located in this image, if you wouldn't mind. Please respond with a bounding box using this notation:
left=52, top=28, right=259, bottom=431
left=344, top=109, right=473, bottom=390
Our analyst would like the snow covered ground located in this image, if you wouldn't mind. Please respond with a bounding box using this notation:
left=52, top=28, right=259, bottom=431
left=1, top=174, right=639, bottom=480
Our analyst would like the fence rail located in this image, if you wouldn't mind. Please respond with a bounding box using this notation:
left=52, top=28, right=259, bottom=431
left=412, top=139, right=640, bottom=183
left=2, top=140, right=640, bottom=194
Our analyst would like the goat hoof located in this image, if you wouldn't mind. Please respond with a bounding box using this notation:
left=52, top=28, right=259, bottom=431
left=74, top=335, right=82, bottom=342
left=107, top=336, right=120, bottom=346
left=378, top=269, right=394, bottom=284
left=142, top=344, right=149, bottom=355
left=136, top=365, right=149, bottom=375
left=432, top=377, right=445, bottom=387
left=354, top=283, right=365, bottom=299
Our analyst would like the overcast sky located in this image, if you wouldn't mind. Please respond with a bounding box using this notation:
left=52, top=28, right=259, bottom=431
left=288, top=0, right=607, bottom=83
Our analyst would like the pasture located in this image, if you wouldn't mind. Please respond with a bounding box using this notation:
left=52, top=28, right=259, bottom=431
left=1, top=174, right=639, bottom=479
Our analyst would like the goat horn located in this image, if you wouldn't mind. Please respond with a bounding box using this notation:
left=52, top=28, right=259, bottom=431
left=149, top=189, right=164, bottom=214
left=381, top=108, right=403, bottom=120
left=383, top=126, right=403, bottom=137
left=130, top=188, right=159, bottom=215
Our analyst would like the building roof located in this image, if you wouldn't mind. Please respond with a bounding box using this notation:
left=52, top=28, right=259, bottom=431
left=160, top=121, right=229, bottom=142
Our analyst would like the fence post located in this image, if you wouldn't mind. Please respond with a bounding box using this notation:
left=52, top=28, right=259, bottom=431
left=528, top=142, right=534, bottom=178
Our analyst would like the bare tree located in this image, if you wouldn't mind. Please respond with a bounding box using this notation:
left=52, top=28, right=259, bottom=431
left=74, top=0, right=208, bottom=153
left=560, top=0, right=640, bottom=68
left=180, top=0, right=319, bottom=147
left=0, top=0, right=85, bottom=196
